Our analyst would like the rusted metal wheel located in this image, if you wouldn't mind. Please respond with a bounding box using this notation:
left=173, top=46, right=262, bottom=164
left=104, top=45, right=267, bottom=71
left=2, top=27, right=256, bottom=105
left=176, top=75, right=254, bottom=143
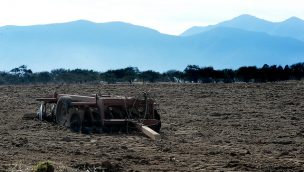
left=149, top=110, right=161, bottom=132
left=55, top=96, right=72, bottom=126
left=37, top=103, right=46, bottom=121
left=81, top=108, right=93, bottom=134
left=70, top=112, right=82, bottom=133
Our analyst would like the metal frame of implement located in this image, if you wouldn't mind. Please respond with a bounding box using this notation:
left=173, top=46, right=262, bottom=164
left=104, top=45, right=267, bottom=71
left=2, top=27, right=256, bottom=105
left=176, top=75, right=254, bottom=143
left=36, top=93, right=161, bottom=140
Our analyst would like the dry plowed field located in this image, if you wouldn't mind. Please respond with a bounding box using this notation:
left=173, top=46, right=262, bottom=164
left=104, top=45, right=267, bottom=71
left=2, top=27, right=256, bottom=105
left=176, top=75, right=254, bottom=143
left=1, top=82, right=304, bottom=171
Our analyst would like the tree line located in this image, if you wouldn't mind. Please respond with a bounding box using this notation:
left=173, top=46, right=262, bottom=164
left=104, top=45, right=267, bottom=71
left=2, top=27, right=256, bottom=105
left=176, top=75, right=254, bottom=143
left=0, top=63, right=304, bottom=85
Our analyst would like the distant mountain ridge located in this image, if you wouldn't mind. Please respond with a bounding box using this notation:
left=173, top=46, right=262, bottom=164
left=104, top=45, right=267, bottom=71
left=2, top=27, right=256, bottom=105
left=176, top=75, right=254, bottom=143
left=183, top=27, right=304, bottom=67
left=181, top=14, right=304, bottom=41
left=0, top=16, right=304, bottom=72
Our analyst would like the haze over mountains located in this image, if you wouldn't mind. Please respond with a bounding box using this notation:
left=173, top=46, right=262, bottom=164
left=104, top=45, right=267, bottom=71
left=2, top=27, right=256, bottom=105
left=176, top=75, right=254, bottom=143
left=181, top=14, right=304, bottom=41
left=0, top=14, right=304, bottom=72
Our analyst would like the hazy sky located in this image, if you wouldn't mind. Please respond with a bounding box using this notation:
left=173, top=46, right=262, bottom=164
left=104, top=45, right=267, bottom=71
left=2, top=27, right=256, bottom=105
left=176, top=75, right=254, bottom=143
left=0, top=0, right=303, bottom=35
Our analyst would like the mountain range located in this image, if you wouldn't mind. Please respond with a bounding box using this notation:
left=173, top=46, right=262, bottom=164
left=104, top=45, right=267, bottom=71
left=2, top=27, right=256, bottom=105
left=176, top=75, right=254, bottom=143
left=0, top=14, right=304, bottom=72
left=181, top=15, right=304, bottom=41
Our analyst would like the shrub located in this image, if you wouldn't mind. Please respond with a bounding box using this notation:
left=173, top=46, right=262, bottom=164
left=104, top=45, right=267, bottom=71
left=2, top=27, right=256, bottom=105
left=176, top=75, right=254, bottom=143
left=32, top=161, right=54, bottom=172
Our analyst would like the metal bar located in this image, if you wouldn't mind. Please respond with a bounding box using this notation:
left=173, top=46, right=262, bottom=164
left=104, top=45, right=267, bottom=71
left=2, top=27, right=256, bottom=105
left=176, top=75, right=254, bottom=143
left=97, top=100, right=105, bottom=126
left=104, top=119, right=128, bottom=125
left=36, top=98, right=57, bottom=103
left=57, top=94, right=96, bottom=102
left=71, top=102, right=97, bottom=107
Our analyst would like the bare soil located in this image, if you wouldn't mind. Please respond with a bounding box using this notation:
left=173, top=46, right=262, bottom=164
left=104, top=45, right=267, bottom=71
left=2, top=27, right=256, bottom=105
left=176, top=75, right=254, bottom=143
left=0, top=82, right=304, bottom=171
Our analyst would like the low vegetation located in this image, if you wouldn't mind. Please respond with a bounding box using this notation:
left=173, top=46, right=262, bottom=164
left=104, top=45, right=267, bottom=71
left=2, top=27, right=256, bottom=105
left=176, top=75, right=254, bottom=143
left=0, top=63, right=304, bottom=84
left=32, top=161, right=54, bottom=172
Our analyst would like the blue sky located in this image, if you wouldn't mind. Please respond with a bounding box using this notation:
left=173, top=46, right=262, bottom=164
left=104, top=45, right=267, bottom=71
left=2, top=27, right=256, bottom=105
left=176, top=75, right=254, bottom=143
left=0, top=0, right=303, bottom=35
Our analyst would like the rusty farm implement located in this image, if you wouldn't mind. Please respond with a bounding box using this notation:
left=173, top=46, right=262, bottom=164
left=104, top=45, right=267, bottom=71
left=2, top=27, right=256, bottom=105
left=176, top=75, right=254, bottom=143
left=35, top=92, right=161, bottom=140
